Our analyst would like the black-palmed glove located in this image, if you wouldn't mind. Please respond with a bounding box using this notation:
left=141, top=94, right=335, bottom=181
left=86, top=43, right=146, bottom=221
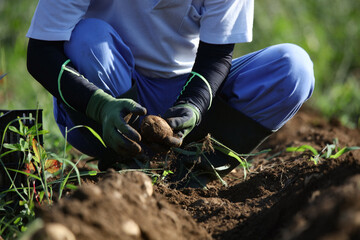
left=86, top=89, right=147, bottom=156
left=163, top=103, right=200, bottom=145
left=162, top=70, right=210, bottom=147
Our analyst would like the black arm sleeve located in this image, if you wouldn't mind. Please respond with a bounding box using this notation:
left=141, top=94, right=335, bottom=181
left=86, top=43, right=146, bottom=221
left=27, top=38, right=98, bottom=113
left=175, top=41, right=234, bottom=116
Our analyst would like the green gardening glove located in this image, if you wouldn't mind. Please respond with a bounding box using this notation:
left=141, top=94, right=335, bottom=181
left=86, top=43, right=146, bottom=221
left=86, top=89, right=147, bottom=156
left=163, top=103, right=200, bottom=145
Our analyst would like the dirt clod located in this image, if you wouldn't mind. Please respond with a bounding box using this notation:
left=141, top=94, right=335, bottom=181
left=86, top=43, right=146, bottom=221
left=121, top=219, right=141, bottom=237
left=31, top=223, right=75, bottom=240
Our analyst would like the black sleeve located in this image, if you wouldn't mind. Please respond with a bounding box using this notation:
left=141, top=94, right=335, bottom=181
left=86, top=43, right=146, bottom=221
left=175, top=41, right=234, bottom=116
left=27, top=38, right=98, bottom=113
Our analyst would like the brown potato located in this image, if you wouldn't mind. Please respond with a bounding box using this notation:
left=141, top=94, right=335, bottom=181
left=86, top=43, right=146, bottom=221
left=140, top=115, right=174, bottom=143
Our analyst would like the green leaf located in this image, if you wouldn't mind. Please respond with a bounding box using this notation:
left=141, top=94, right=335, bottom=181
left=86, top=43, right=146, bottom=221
left=68, top=125, right=106, bottom=147
left=214, top=146, right=246, bottom=165
left=13, top=217, right=22, bottom=225
left=36, top=130, right=50, bottom=135
left=161, top=170, right=173, bottom=179
left=88, top=170, right=98, bottom=176
left=28, top=124, right=49, bottom=137
left=286, top=145, right=319, bottom=155
left=3, top=143, right=20, bottom=151
left=238, top=148, right=272, bottom=157
left=55, top=157, right=82, bottom=199
left=39, top=191, right=45, bottom=202
left=84, top=126, right=106, bottom=147
left=8, top=125, right=21, bottom=135
left=325, top=144, right=336, bottom=158
left=201, top=153, right=228, bottom=187
left=65, top=184, right=78, bottom=190
left=19, top=119, right=25, bottom=135
left=7, top=168, right=41, bottom=181
left=152, top=176, right=158, bottom=185
left=310, top=155, right=320, bottom=165
left=214, top=145, right=249, bottom=179
left=330, top=146, right=360, bottom=159
left=19, top=138, right=29, bottom=152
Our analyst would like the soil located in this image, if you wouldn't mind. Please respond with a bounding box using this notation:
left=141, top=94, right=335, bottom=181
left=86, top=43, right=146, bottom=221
left=33, top=107, right=360, bottom=240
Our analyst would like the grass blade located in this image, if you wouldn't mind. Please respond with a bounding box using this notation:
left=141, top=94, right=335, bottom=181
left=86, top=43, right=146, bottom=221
left=330, top=146, right=360, bottom=159
left=286, top=145, right=319, bottom=155
left=67, top=125, right=106, bottom=147
left=6, top=168, right=41, bottom=181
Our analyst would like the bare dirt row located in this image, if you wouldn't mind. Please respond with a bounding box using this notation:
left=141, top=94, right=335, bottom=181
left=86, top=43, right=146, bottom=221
left=32, top=107, right=360, bottom=240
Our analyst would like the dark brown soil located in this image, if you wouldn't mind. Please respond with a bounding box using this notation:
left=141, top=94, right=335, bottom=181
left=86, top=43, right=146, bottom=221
left=34, top=107, right=360, bottom=240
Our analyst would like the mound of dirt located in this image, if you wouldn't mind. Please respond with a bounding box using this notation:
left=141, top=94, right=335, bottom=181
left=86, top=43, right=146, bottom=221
left=35, top=170, right=211, bottom=240
left=32, top=107, right=360, bottom=240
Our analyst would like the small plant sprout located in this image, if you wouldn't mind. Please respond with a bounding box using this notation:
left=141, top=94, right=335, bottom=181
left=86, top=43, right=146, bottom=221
left=2, top=118, right=60, bottom=203
left=286, top=138, right=360, bottom=164
left=0, top=116, right=86, bottom=238
left=172, top=135, right=262, bottom=187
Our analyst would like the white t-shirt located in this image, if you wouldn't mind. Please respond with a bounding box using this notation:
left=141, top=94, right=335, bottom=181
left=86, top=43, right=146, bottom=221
left=27, top=0, right=254, bottom=78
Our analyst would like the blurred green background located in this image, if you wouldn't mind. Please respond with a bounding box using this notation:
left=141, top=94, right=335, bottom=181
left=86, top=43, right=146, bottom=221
left=1, top=0, right=359, bottom=150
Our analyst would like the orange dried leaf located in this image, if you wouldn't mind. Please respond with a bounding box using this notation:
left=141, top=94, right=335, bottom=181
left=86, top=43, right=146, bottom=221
left=44, top=159, right=62, bottom=173
left=32, top=138, right=40, bottom=162
left=25, top=162, right=36, bottom=174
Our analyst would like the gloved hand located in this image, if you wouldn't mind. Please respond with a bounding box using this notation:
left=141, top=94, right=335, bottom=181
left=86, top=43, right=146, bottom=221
left=163, top=103, right=200, bottom=145
left=86, top=89, right=147, bottom=156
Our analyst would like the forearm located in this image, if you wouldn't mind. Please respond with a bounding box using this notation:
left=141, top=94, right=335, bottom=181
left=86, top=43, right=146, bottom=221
left=176, top=41, right=234, bottom=116
left=27, top=38, right=98, bottom=112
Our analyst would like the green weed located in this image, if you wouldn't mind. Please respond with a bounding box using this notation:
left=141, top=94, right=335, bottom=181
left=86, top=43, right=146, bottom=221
left=171, top=135, right=270, bottom=187
left=286, top=138, right=360, bottom=164
left=0, top=116, right=85, bottom=239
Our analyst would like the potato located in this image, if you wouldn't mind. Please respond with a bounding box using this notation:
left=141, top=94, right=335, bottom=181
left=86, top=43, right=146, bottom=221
left=141, top=115, right=174, bottom=143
